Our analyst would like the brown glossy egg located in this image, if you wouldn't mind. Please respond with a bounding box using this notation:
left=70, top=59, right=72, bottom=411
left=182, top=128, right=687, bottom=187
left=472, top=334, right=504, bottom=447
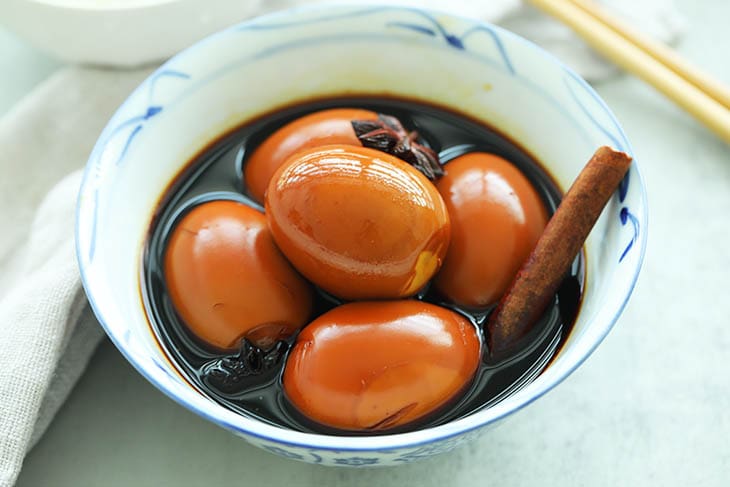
left=265, top=145, right=451, bottom=301
left=434, top=152, right=548, bottom=308
left=244, top=108, right=378, bottom=203
left=283, top=300, right=481, bottom=431
left=164, top=200, right=313, bottom=351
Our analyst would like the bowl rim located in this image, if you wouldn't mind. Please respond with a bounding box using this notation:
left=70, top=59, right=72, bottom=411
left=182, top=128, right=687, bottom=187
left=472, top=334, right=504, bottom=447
left=76, top=2, right=648, bottom=452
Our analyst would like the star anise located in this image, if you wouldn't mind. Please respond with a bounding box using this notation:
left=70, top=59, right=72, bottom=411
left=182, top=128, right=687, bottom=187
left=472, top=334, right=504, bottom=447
left=201, top=339, right=287, bottom=394
left=352, top=114, right=443, bottom=180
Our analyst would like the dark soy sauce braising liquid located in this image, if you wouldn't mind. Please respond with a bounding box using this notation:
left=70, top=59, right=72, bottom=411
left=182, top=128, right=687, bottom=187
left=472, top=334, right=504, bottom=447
left=142, top=97, right=584, bottom=435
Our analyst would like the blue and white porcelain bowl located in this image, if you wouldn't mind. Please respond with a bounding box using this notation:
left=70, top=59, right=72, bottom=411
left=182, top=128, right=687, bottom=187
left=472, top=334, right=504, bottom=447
left=76, top=4, right=647, bottom=467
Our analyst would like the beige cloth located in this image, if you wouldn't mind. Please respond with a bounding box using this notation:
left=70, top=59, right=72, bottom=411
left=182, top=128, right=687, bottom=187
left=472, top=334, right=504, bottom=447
left=0, top=68, right=151, bottom=487
left=0, top=1, right=683, bottom=485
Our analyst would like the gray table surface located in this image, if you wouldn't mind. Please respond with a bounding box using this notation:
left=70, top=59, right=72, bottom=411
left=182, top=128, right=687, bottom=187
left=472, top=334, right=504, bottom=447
left=4, top=1, right=730, bottom=485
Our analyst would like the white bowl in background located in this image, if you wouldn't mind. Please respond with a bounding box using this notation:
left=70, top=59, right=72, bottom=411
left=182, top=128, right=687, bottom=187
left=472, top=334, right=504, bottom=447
left=0, top=0, right=263, bottom=66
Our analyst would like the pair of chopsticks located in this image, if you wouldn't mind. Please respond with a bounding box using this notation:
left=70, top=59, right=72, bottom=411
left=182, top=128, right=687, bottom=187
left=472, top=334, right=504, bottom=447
left=528, top=0, right=730, bottom=144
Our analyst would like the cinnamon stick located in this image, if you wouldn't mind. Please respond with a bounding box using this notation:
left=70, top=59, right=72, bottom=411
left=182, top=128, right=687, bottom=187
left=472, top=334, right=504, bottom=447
left=487, top=146, right=633, bottom=358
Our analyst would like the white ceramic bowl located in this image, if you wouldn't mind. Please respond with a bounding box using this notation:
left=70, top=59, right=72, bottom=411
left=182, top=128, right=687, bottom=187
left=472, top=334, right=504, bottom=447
left=76, top=4, right=647, bottom=467
left=0, top=0, right=262, bottom=66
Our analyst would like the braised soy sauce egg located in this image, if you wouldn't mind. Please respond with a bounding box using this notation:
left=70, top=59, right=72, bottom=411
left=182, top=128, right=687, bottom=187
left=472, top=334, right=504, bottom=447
left=164, top=200, right=313, bottom=351
left=244, top=108, right=378, bottom=203
left=434, top=152, right=548, bottom=307
left=283, top=300, right=481, bottom=431
left=265, top=145, right=451, bottom=301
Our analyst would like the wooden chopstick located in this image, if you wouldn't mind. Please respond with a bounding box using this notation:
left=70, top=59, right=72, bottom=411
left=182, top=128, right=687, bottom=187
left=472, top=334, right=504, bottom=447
left=528, top=0, right=730, bottom=144
left=565, top=0, right=730, bottom=110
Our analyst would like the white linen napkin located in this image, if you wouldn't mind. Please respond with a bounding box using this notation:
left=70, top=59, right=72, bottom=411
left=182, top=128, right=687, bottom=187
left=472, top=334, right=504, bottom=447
left=0, top=68, right=152, bottom=487
left=0, top=1, right=683, bottom=485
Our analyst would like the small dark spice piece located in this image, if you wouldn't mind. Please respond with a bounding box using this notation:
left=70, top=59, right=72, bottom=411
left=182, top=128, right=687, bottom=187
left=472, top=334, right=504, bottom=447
left=352, top=113, right=443, bottom=180
left=201, top=339, right=288, bottom=394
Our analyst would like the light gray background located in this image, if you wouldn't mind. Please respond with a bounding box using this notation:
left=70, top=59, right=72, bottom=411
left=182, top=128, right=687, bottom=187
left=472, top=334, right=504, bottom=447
left=3, top=1, right=729, bottom=485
